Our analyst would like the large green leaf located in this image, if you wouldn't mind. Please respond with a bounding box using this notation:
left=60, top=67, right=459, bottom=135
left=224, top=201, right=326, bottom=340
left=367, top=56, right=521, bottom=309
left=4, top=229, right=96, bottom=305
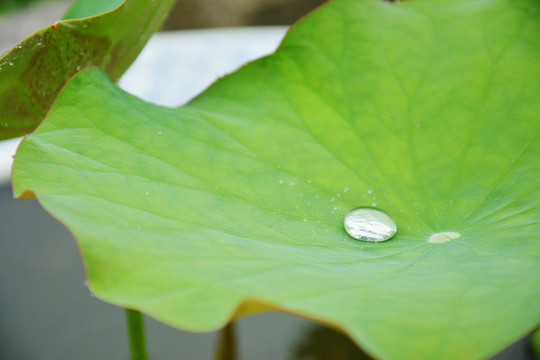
left=12, top=0, right=540, bottom=359
left=0, top=0, right=175, bottom=140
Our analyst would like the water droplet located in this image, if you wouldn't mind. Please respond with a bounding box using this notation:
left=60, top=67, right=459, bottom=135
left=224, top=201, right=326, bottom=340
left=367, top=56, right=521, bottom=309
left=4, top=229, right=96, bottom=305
left=9, top=62, right=13, bottom=66
left=278, top=180, right=283, bottom=184
left=343, top=187, right=349, bottom=192
left=84, top=279, right=96, bottom=296
left=145, top=191, right=149, bottom=195
left=428, top=232, right=460, bottom=244
left=307, top=179, right=312, bottom=183
left=290, top=181, right=296, bottom=185
left=367, top=189, right=373, bottom=194
left=158, top=131, right=162, bottom=135
left=344, top=207, right=397, bottom=242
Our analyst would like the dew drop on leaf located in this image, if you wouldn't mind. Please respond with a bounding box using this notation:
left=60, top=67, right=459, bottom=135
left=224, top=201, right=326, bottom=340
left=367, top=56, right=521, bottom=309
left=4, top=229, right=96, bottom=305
left=344, top=207, right=397, bottom=242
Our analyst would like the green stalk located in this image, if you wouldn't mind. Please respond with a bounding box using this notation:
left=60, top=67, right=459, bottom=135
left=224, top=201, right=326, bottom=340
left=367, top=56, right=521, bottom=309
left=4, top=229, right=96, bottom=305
left=214, top=321, right=237, bottom=360
left=125, top=309, right=148, bottom=360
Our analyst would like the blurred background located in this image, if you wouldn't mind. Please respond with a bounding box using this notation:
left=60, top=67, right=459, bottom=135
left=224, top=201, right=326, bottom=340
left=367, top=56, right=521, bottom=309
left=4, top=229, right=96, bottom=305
left=0, top=1, right=535, bottom=359
left=0, top=0, right=325, bottom=54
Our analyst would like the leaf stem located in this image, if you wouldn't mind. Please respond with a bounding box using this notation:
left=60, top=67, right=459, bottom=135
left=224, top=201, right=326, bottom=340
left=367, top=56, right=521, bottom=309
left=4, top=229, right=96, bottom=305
left=215, top=321, right=237, bottom=360
left=125, top=308, right=148, bottom=360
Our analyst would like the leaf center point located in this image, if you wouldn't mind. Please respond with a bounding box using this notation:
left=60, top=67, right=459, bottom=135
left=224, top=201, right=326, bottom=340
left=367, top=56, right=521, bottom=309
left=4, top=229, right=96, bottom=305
left=428, top=232, right=461, bottom=244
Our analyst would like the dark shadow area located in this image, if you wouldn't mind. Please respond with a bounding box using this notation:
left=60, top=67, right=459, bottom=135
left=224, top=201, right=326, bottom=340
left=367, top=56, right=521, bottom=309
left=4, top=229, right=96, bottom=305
left=162, top=0, right=327, bottom=30
left=292, top=325, right=373, bottom=360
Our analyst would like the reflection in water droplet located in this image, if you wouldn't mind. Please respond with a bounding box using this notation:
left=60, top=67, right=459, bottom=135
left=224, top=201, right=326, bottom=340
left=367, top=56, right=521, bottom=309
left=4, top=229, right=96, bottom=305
left=344, top=207, right=397, bottom=242
left=428, top=232, right=460, bottom=244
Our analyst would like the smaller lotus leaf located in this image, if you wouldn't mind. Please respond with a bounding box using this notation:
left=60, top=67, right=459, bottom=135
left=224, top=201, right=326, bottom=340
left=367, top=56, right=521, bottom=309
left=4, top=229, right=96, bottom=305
left=0, top=0, right=175, bottom=140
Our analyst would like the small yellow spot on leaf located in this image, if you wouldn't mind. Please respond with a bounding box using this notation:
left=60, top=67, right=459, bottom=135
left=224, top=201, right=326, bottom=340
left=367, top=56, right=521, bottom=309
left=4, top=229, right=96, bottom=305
left=428, top=232, right=460, bottom=244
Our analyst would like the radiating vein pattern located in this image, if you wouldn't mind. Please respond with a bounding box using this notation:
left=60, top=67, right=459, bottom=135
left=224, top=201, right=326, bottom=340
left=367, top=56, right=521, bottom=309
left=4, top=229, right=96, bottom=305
left=11, top=0, right=540, bottom=360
